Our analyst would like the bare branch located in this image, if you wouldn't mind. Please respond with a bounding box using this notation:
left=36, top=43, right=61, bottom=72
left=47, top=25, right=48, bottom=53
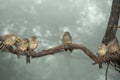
left=7, top=44, right=120, bottom=66
left=102, top=0, right=120, bottom=45
left=32, top=44, right=98, bottom=61
left=105, top=62, right=110, bottom=80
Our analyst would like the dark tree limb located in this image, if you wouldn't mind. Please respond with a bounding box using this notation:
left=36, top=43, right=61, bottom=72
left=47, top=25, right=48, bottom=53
left=101, top=0, right=120, bottom=73
left=102, top=0, right=120, bottom=45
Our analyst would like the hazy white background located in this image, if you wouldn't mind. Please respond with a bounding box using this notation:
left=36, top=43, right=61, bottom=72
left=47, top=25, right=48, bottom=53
left=0, top=0, right=120, bottom=80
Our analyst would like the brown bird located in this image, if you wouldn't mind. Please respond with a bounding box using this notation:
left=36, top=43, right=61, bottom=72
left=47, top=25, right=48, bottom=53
left=15, top=38, right=30, bottom=64
left=0, top=34, right=19, bottom=52
left=28, top=36, right=38, bottom=52
left=97, top=43, right=107, bottom=57
left=97, top=43, right=107, bottom=68
left=27, top=36, right=38, bottom=63
left=107, top=37, right=120, bottom=54
left=62, top=32, right=72, bottom=52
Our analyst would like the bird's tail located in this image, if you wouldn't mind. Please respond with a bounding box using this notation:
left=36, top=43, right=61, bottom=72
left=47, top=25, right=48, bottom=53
left=98, top=56, right=103, bottom=69
left=0, top=43, right=4, bottom=52
left=26, top=55, right=30, bottom=64
left=99, top=63, right=102, bottom=69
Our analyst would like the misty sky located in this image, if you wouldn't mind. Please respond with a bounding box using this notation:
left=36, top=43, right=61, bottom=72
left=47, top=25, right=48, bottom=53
left=0, top=0, right=120, bottom=80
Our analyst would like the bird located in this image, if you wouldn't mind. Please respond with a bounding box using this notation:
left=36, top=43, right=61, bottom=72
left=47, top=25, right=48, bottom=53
left=97, top=43, right=107, bottom=57
left=27, top=36, right=38, bottom=63
left=15, top=37, right=30, bottom=64
left=107, top=37, right=120, bottom=54
left=28, top=36, right=38, bottom=52
left=97, top=43, right=107, bottom=68
left=62, top=32, right=72, bottom=52
left=0, top=34, right=19, bottom=52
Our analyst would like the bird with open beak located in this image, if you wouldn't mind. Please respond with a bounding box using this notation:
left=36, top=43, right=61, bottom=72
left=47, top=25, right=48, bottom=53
left=15, top=37, right=30, bottom=64
left=97, top=43, right=107, bottom=68
left=62, top=32, right=73, bottom=52
left=0, top=34, right=19, bottom=52
left=27, top=36, right=38, bottom=63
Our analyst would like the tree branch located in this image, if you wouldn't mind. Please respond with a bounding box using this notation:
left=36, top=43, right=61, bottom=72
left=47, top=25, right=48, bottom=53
left=102, top=0, right=120, bottom=45
left=0, top=0, right=119, bottom=75
left=7, top=44, right=120, bottom=65
left=32, top=44, right=98, bottom=61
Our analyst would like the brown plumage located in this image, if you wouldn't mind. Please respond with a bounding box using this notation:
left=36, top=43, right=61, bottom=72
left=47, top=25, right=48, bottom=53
left=107, top=37, right=120, bottom=54
left=15, top=38, right=30, bottom=64
left=27, top=36, right=38, bottom=63
left=62, top=32, right=72, bottom=45
left=0, top=34, right=19, bottom=52
left=97, top=43, right=107, bottom=57
left=62, top=32, right=72, bottom=52
left=97, top=43, right=107, bottom=68
left=28, top=36, right=38, bottom=52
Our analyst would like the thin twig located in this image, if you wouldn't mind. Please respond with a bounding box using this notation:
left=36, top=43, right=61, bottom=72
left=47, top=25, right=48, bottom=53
left=105, top=62, right=110, bottom=80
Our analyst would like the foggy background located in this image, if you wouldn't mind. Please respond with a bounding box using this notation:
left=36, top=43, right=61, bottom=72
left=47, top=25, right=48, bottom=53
left=0, top=0, right=120, bottom=80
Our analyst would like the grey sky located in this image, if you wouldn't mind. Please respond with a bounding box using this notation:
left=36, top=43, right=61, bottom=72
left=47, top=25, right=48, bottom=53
left=0, top=0, right=120, bottom=80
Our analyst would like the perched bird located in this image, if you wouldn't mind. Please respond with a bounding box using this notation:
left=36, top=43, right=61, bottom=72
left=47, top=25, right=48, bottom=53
left=28, top=36, right=38, bottom=52
left=0, top=34, right=19, bottom=52
left=97, top=43, right=107, bottom=68
left=27, top=36, right=38, bottom=63
left=97, top=43, right=107, bottom=57
left=107, top=37, right=120, bottom=54
left=15, top=38, right=30, bottom=64
left=62, top=32, right=72, bottom=52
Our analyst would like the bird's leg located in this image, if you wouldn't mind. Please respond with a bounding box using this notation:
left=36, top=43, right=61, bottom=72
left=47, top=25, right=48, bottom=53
left=65, top=49, right=68, bottom=51
left=64, top=44, right=73, bottom=53
left=69, top=49, right=73, bottom=54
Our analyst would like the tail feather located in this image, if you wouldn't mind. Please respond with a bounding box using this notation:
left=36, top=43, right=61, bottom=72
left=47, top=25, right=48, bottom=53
left=99, top=63, right=103, bottom=69
left=26, top=55, right=30, bottom=64
left=0, top=43, right=4, bottom=49
left=1, top=45, right=6, bottom=52
left=0, top=43, right=3, bottom=49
